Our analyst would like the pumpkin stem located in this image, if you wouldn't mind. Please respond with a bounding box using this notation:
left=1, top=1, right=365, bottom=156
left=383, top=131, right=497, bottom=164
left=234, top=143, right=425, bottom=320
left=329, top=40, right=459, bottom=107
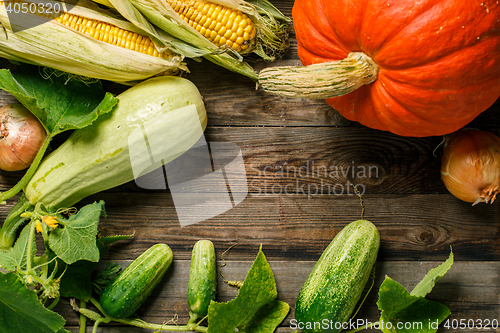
left=258, top=52, right=378, bottom=99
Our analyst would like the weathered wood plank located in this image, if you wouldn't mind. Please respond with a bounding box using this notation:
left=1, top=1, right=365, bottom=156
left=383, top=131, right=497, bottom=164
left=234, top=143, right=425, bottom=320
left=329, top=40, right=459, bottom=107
left=55, top=260, right=500, bottom=332
left=93, top=194, right=499, bottom=262
left=1, top=124, right=499, bottom=200
left=1, top=191, right=497, bottom=262
left=2, top=124, right=497, bottom=261
left=0, top=0, right=499, bottom=330
left=0, top=126, right=450, bottom=195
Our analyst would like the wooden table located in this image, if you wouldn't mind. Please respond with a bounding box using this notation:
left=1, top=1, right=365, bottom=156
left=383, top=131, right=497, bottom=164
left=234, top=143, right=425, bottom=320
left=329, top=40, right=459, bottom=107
left=1, top=0, right=499, bottom=331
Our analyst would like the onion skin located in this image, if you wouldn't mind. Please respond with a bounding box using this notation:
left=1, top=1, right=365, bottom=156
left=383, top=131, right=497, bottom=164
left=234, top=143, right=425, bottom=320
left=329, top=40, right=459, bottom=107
left=0, top=104, right=46, bottom=172
left=441, top=129, right=500, bottom=205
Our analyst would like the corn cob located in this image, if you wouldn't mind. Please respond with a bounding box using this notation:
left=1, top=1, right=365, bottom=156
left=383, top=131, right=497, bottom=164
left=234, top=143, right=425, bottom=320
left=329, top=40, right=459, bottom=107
left=92, top=0, right=290, bottom=80
left=0, top=0, right=185, bottom=84
left=1, top=0, right=173, bottom=58
left=54, top=12, right=174, bottom=58
left=166, top=0, right=256, bottom=53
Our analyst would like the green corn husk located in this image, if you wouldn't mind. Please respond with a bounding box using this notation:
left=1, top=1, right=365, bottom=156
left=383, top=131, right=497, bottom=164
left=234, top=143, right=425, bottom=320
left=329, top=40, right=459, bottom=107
left=91, top=0, right=290, bottom=80
left=0, top=0, right=186, bottom=85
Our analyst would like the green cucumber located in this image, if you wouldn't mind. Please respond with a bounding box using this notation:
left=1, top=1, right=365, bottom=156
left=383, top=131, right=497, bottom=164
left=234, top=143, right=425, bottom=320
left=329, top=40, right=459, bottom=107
left=187, top=239, right=217, bottom=320
left=294, top=220, right=380, bottom=333
left=24, top=76, right=207, bottom=209
left=100, top=243, right=173, bottom=319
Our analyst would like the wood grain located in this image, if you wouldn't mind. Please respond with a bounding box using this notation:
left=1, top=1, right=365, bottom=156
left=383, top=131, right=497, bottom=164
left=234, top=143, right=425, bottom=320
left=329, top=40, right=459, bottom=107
left=53, top=260, right=500, bottom=332
left=0, top=126, right=448, bottom=195
left=47, top=192, right=495, bottom=263
left=3, top=189, right=496, bottom=263
left=0, top=0, right=499, bottom=329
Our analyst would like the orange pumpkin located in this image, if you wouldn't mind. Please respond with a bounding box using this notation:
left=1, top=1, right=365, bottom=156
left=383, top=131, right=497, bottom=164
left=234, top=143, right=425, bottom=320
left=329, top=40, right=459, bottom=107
left=260, top=0, right=500, bottom=137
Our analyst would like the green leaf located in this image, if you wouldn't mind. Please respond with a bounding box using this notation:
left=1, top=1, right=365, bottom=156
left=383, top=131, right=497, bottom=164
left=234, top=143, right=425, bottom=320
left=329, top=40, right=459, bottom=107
left=49, top=201, right=105, bottom=264
left=411, top=250, right=454, bottom=297
left=377, top=277, right=417, bottom=318
left=92, top=261, right=122, bottom=296
left=0, top=272, right=66, bottom=333
left=0, top=65, right=118, bottom=135
left=207, top=247, right=279, bottom=333
left=376, top=250, right=454, bottom=333
left=379, top=298, right=450, bottom=333
left=0, top=223, right=36, bottom=271
left=57, top=258, right=98, bottom=301
left=97, top=233, right=135, bottom=248
left=239, top=300, right=290, bottom=333
left=56, top=228, right=132, bottom=300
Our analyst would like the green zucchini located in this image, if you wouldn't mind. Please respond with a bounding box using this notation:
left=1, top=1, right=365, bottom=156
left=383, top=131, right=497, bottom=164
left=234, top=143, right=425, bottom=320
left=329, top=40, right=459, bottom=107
left=294, top=220, right=380, bottom=333
left=187, top=240, right=217, bottom=320
left=24, top=76, right=207, bottom=209
left=100, top=243, right=173, bottom=319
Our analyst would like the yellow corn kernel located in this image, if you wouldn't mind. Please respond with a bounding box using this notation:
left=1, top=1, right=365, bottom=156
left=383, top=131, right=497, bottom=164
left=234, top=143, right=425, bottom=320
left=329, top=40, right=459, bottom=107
left=56, top=12, right=174, bottom=58
left=0, top=0, right=173, bottom=59
left=165, top=0, right=256, bottom=53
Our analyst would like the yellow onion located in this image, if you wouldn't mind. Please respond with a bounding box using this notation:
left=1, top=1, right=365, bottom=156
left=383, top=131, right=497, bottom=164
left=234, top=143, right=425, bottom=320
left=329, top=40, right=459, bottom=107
left=441, top=128, right=500, bottom=205
left=0, top=104, right=46, bottom=171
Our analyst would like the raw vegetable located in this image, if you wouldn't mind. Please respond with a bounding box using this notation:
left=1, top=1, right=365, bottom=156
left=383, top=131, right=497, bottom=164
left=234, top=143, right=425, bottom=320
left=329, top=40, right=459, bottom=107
left=292, top=250, right=454, bottom=333
left=0, top=0, right=184, bottom=84
left=0, top=65, right=117, bottom=249
left=0, top=65, right=117, bottom=204
left=440, top=129, right=500, bottom=205
left=155, top=0, right=258, bottom=54
left=91, top=0, right=290, bottom=80
left=258, top=0, right=500, bottom=137
left=187, top=240, right=217, bottom=321
left=295, top=219, right=380, bottom=333
left=206, top=245, right=289, bottom=333
left=0, top=199, right=130, bottom=333
left=0, top=0, right=289, bottom=82
left=100, top=243, right=174, bottom=319
left=73, top=245, right=290, bottom=333
left=0, top=103, right=46, bottom=171
left=24, top=75, right=207, bottom=210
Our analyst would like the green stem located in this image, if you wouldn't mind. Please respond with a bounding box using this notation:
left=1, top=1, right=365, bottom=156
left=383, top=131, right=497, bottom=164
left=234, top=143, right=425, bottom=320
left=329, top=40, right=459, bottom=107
left=0, top=193, right=34, bottom=249
left=26, top=220, right=36, bottom=272
left=87, top=298, right=208, bottom=332
left=187, top=311, right=199, bottom=327
left=116, top=317, right=208, bottom=332
left=46, top=295, right=60, bottom=310
left=0, top=135, right=51, bottom=202
left=79, top=300, right=87, bottom=333
left=186, top=312, right=208, bottom=331
left=92, top=318, right=108, bottom=333
left=343, top=321, right=378, bottom=333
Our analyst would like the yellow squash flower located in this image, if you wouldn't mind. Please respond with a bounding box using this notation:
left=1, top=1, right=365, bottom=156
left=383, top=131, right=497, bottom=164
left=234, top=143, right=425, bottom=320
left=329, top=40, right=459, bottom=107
left=35, top=220, right=43, bottom=233
left=41, top=215, right=58, bottom=228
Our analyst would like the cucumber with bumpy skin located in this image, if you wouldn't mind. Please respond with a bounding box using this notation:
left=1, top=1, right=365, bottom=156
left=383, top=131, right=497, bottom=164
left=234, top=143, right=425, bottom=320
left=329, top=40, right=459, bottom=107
left=295, top=220, right=380, bottom=333
left=100, top=243, right=173, bottom=319
left=187, top=240, right=217, bottom=320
